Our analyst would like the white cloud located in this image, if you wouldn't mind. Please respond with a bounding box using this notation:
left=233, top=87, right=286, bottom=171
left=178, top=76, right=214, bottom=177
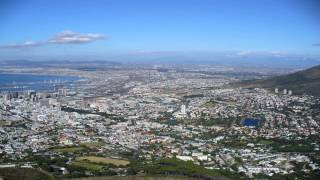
left=237, top=51, right=254, bottom=56
left=1, top=41, right=44, bottom=48
left=236, top=50, right=286, bottom=57
left=48, top=30, right=106, bottom=44
left=1, top=30, right=106, bottom=49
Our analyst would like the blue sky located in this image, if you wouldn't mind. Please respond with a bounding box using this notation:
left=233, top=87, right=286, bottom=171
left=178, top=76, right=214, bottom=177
left=0, top=0, right=319, bottom=61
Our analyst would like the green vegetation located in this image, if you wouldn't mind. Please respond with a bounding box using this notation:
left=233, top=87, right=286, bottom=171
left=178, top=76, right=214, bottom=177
left=143, top=158, right=239, bottom=179
left=67, top=160, right=117, bottom=177
left=52, top=146, right=85, bottom=153
left=257, top=139, right=273, bottom=145
left=221, top=139, right=248, bottom=148
left=76, top=156, right=130, bottom=166
left=71, top=161, right=104, bottom=171
left=68, top=156, right=129, bottom=177
left=51, top=141, right=105, bottom=154
left=80, top=141, right=105, bottom=149
left=66, top=175, right=196, bottom=180
left=0, top=168, right=54, bottom=180
left=0, top=120, right=11, bottom=126
left=61, top=106, right=126, bottom=121
left=197, top=117, right=238, bottom=127
left=220, top=137, right=318, bottom=153
left=254, top=137, right=318, bottom=153
left=183, top=94, right=204, bottom=99
left=23, top=155, right=68, bottom=170
left=201, top=100, right=216, bottom=108
left=61, top=106, right=114, bottom=118
left=273, top=143, right=314, bottom=152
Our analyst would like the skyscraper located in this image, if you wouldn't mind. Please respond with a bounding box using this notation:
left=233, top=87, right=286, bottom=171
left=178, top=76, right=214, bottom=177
left=283, top=89, right=287, bottom=94
left=181, top=104, right=186, bottom=115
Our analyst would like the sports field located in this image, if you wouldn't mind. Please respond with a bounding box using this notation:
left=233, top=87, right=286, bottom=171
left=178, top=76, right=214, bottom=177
left=76, top=156, right=130, bottom=166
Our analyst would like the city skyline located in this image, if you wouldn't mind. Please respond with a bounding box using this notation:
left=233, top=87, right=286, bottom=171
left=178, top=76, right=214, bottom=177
left=1, top=1, right=320, bottom=179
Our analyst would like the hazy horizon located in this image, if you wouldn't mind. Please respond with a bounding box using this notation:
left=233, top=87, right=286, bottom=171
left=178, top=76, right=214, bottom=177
left=1, top=0, right=320, bottom=62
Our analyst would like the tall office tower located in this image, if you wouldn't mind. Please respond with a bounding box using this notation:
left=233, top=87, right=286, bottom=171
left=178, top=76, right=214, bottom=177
left=181, top=104, right=186, bottom=114
left=283, top=89, right=287, bottom=94
left=274, top=88, right=279, bottom=94
left=288, top=90, right=292, bottom=95
left=58, top=88, right=67, bottom=96
left=3, top=93, right=11, bottom=101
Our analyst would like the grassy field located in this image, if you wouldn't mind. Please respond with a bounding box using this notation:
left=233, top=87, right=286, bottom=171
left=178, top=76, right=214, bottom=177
left=76, top=156, right=130, bottom=166
left=52, top=146, right=85, bottom=153
left=257, top=139, right=273, bottom=145
left=0, top=121, right=6, bottom=126
left=71, top=161, right=104, bottom=171
left=80, top=141, right=105, bottom=148
left=51, top=141, right=104, bottom=153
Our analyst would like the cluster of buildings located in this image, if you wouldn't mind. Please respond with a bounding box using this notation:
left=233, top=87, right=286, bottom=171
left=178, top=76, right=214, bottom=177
left=0, top=67, right=319, bottom=178
left=274, top=88, right=292, bottom=95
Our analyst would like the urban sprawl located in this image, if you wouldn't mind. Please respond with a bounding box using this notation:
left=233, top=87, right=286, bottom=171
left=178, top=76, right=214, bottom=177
left=0, top=65, right=319, bottom=179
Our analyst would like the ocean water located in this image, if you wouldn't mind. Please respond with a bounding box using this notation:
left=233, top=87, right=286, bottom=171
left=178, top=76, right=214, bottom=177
left=0, top=73, right=79, bottom=92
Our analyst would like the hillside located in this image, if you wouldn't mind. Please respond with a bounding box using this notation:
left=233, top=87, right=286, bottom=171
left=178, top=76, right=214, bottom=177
left=66, top=175, right=197, bottom=180
left=240, top=65, right=320, bottom=96
left=0, top=168, right=54, bottom=180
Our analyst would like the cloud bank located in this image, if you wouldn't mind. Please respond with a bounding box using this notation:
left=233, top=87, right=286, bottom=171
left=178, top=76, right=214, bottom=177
left=236, top=51, right=287, bottom=57
left=1, top=30, right=106, bottom=48
left=48, top=30, right=105, bottom=44
left=2, top=41, right=45, bottom=48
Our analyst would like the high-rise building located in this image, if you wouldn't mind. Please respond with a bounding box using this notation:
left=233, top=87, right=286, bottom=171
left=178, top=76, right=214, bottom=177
left=283, top=89, right=287, bottom=94
left=3, top=93, right=11, bottom=101
left=274, top=88, right=279, bottom=94
left=288, top=90, right=292, bottom=95
left=181, top=104, right=186, bottom=114
left=58, top=88, right=67, bottom=96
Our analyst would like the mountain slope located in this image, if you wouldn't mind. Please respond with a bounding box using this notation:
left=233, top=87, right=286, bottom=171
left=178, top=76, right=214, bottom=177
left=241, top=65, right=320, bottom=96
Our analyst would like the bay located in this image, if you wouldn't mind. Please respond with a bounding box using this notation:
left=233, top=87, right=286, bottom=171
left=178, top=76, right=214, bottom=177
left=0, top=73, right=79, bottom=92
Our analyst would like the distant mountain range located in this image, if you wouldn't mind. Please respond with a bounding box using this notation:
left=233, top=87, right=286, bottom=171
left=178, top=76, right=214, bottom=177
left=0, top=60, right=121, bottom=67
left=240, top=65, right=320, bottom=96
left=3, top=52, right=320, bottom=70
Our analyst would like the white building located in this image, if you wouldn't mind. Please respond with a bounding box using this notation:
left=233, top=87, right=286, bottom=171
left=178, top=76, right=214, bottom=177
left=181, top=104, right=186, bottom=114
left=176, top=156, right=193, bottom=161
left=283, top=89, right=287, bottom=94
